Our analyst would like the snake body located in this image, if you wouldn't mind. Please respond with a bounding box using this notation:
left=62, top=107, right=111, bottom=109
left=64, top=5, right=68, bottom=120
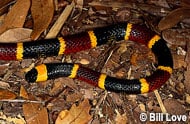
left=0, top=23, right=173, bottom=94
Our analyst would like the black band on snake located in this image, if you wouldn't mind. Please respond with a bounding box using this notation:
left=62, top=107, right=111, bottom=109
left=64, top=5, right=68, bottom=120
left=0, top=23, right=173, bottom=94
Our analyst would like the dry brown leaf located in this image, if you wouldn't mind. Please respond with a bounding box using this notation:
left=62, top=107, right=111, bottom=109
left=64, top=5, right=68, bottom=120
left=162, top=29, right=190, bottom=46
left=20, top=85, right=29, bottom=99
left=184, top=42, right=190, bottom=94
left=158, top=7, right=190, bottom=30
left=75, top=0, right=83, bottom=12
left=23, top=103, right=48, bottom=124
left=56, top=78, right=78, bottom=91
left=163, top=99, right=186, bottom=115
left=0, top=112, right=26, bottom=124
left=55, top=99, right=92, bottom=124
left=185, top=94, right=190, bottom=104
left=31, top=0, right=54, bottom=40
left=66, top=93, right=83, bottom=103
left=0, top=63, right=9, bottom=77
left=0, top=0, right=30, bottom=34
left=0, top=28, right=32, bottom=43
left=115, top=111, right=127, bottom=124
left=0, top=0, right=15, bottom=9
left=0, top=81, right=10, bottom=89
left=49, top=77, right=79, bottom=96
left=49, top=80, right=63, bottom=95
left=0, top=88, right=17, bottom=100
left=0, top=0, right=15, bottom=16
left=130, top=52, right=138, bottom=66
left=181, top=0, right=190, bottom=8
left=173, top=54, right=186, bottom=69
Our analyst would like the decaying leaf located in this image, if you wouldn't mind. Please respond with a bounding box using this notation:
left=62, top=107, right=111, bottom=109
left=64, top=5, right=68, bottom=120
left=130, top=52, right=138, bottom=66
left=162, top=29, right=190, bottom=46
left=181, top=0, right=190, bottom=8
left=66, top=92, right=83, bottom=103
left=23, top=103, right=48, bottom=124
left=31, top=0, right=54, bottom=40
left=0, top=112, right=26, bottom=124
left=0, top=28, right=32, bottom=43
left=115, top=110, right=127, bottom=124
left=173, top=54, right=186, bottom=69
left=163, top=99, right=186, bottom=115
left=0, top=0, right=15, bottom=16
left=20, top=85, right=29, bottom=99
left=55, top=99, right=92, bottom=124
left=158, top=7, right=190, bottom=30
left=75, top=0, right=84, bottom=15
left=0, top=64, right=9, bottom=77
left=184, top=42, right=190, bottom=94
left=0, top=0, right=30, bottom=34
left=0, top=0, right=15, bottom=8
left=49, top=80, right=64, bottom=95
left=0, top=88, right=17, bottom=100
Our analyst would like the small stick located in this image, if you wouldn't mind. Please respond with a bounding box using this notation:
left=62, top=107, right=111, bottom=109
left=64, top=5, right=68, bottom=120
left=0, top=99, right=45, bottom=105
left=154, top=90, right=167, bottom=113
left=45, top=1, right=75, bottom=39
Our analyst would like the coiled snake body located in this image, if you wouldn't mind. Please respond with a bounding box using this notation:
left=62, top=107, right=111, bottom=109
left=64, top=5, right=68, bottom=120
left=0, top=23, right=173, bottom=94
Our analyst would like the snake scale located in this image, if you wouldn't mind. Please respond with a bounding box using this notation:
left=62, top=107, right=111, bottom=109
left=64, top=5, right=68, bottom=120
left=0, top=23, right=173, bottom=94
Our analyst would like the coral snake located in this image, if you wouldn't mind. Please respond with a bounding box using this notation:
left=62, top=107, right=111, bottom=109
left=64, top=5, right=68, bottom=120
left=0, top=23, right=173, bottom=94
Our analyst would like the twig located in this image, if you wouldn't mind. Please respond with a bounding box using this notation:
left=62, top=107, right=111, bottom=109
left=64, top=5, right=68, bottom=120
left=154, top=90, right=167, bottom=113
left=45, top=1, right=75, bottom=38
left=0, top=99, right=45, bottom=105
left=94, top=91, right=108, bottom=117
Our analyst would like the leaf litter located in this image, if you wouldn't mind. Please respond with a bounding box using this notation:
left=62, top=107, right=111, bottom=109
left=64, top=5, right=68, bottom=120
left=0, top=0, right=190, bottom=123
